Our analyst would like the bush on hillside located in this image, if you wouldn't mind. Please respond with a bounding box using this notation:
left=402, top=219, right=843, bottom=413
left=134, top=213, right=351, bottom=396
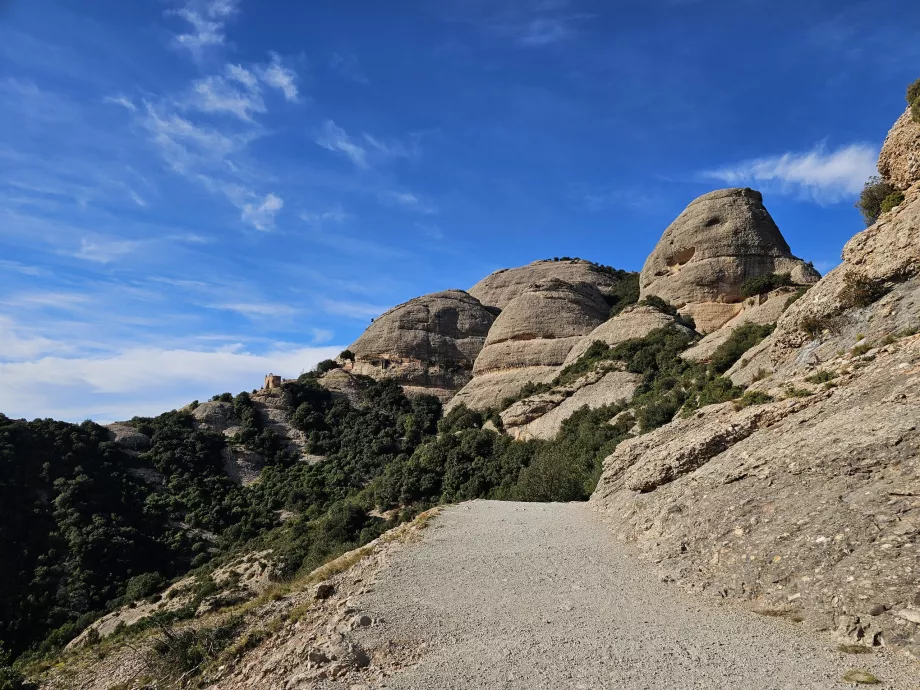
left=740, top=273, right=792, bottom=298
left=881, top=190, right=905, bottom=214
left=908, top=77, right=920, bottom=123
left=856, top=176, right=897, bottom=226
left=708, top=322, right=775, bottom=374
left=338, top=349, right=355, bottom=362
left=839, top=271, right=889, bottom=309
left=315, top=359, right=340, bottom=375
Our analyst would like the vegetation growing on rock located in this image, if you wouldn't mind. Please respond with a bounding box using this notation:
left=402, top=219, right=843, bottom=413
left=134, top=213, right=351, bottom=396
left=740, top=272, right=792, bottom=298
left=855, top=176, right=898, bottom=225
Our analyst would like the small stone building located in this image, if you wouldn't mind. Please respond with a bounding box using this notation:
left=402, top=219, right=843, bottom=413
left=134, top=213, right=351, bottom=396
left=263, top=373, right=282, bottom=390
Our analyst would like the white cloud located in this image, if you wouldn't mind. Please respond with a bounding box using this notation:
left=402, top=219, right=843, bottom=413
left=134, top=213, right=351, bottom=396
left=241, top=192, right=283, bottom=230
left=213, top=301, right=297, bottom=318
left=104, top=95, right=137, bottom=111
left=321, top=298, right=390, bottom=320
left=187, top=75, right=266, bottom=120
left=701, top=143, right=878, bottom=204
left=516, top=17, right=576, bottom=45
left=0, top=342, right=343, bottom=422
left=172, top=0, right=241, bottom=56
left=315, top=120, right=369, bottom=169
left=226, top=63, right=259, bottom=90
left=300, top=203, right=348, bottom=225
left=314, top=121, right=417, bottom=170
left=329, top=52, right=369, bottom=85
left=380, top=190, right=438, bottom=214
left=71, top=237, right=144, bottom=263
left=257, top=53, right=299, bottom=101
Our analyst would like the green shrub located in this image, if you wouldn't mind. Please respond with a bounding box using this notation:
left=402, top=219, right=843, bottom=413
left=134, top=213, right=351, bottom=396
left=799, top=314, right=835, bottom=338
left=741, top=273, right=793, bottom=298
left=735, top=390, right=773, bottom=409
left=315, top=359, right=340, bottom=375
left=805, top=370, right=836, bottom=384
left=908, top=77, right=920, bottom=123
left=783, top=386, right=812, bottom=399
left=123, top=572, right=165, bottom=603
left=880, top=190, right=905, bottom=214
left=839, top=271, right=888, bottom=309
left=783, top=287, right=809, bottom=310
left=638, top=295, right=677, bottom=316
left=855, top=176, right=897, bottom=226
left=708, top=322, right=775, bottom=374
left=603, top=272, right=640, bottom=317
left=211, top=392, right=233, bottom=402
left=339, top=349, right=355, bottom=362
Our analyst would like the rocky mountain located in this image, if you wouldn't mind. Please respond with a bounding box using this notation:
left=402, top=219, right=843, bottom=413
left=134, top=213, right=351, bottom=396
left=340, top=289, right=496, bottom=401
left=640, top=188, right=819, bottom=332
left=11, top=86, right=920, bottom=690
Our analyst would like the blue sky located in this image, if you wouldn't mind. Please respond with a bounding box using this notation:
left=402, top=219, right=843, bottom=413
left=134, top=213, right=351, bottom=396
left=1, top=0, right=918, bottom=421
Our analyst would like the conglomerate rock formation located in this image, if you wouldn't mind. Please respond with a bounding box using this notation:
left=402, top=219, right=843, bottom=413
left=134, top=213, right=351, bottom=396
left=639, top=188, right=819, bottom=333
left=448, top=278, right=610, bottom=411
left=468, top=258, right=628, bottom=310
left=591, top=123, right=920, bottom=655
left=878, top=106, right=920, bottom=191
left=342, top=289, right=496, bottom=401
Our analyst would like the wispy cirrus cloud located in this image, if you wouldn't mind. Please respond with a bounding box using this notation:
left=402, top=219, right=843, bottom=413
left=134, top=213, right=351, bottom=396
left=314, top=120, right=418, bottom=170
left=170, top=0, right=241, bottom=56
left=71, top=237, right=144, bottom=263
left=240, top=192, right=283, bottom=230
left=701, top=142, right=878, bottom=204
left=257, top=52, right=299, bottom=101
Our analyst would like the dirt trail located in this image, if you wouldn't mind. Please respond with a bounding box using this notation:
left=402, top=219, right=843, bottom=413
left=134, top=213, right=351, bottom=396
left=345, top=500, right=918, bottom=689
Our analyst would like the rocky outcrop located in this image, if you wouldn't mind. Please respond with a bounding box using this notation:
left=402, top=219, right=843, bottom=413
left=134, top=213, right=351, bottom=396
left=106, top=423, right=150, bottom=452
left=562, top=304, right=695, bottom=367
left=469, top=258, right=632, bottom=310
left=592, top=334, right=920, bottom=652
left=681, top=287, right=798, bottom=363
left=501, top=369, right=639, bottom=440
left=449, top=279, right=610, bottom=410
left=343, top=290, right=496, bottom=401
left=640, top=188, right=819, bottom=333
left=878, top=106, right=920, bottom=190
left=731, top=186, right=920, bottom=386
left=501, top=305, right=693, bottom=440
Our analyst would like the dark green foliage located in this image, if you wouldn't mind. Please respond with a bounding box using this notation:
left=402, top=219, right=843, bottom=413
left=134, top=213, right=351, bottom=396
left=603, top=271, right=641, bottom=317
left=880, top=190, right=905, bottom=214
left=636, top=295, right=696, bottom=330
left=123, top=573, right=165, bottom=602
left=856, top=176, right=897, bottom=226
left=735, top=390, right=773, bottom=408
left=315, top=359, right=340, bottom=375
left=150, top=616, right=242, bottom=680
left=437, top=404, right=484, bottom=434
left=498, top=381, right=552, bottom=412
left=0, top=415, right=172, bottom=659
left=839, top=271, right=889, bottom=309
left=708, top=323, right=775, bottom=374
left=908, top=77, right=920, bottom=123
left=805, top=370, right=836, bottom=384
left=339, top=349, right=355, bottom=362
left=211, top=393, right=233, bottom=403
left=740, top=273, right=792, bottom=298
left=0, top=645, right=35, bottom=690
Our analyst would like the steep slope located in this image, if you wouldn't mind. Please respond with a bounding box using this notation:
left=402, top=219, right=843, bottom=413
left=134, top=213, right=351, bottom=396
left=640, top=188, right=819, bottom=332
left=448, top=278, right=610, bottom=411
left=342, top=290, right=496, bottom=401
left=591, top=126, right=920, bottom=655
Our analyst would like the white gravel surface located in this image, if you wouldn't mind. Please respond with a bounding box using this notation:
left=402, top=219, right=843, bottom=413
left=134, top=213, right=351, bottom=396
left=351, top=500, right=919, bottom=689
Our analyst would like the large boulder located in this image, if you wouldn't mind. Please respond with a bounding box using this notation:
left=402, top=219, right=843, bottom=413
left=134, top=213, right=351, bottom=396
left=343, top=290, right=496, bottom=401
left=640, top=188, right=819, bottom=333
left=449, top=279, right=610, bottom=410
left=469, top=258, right=633, bottom=310
left=878, top=106, right=920, bottom=191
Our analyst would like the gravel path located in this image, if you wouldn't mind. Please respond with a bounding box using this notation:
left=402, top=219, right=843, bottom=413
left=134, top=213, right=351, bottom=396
left=351, top=500, right=918, bottom=689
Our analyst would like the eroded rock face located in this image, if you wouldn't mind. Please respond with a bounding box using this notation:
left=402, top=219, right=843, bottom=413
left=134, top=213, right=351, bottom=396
left=469, top=258, right=630, bottom=310
left=449, top=279, right=610, bottom=410
left=591, top=334, right=920, bottom=652
left=106, top=423, right=150, bottom=452
left=681, top=288, right=797, bottom=363
left=500, top=305, right=693, bottom=440
left=878, top=106, right=920, bottom=190
left=732, top=187, right=920, bottom=386
left=344, top=290, right=496, bottom=401
left=640, top=188, right=819, bottom=333
left=563, top=304, right=694, bottom=367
